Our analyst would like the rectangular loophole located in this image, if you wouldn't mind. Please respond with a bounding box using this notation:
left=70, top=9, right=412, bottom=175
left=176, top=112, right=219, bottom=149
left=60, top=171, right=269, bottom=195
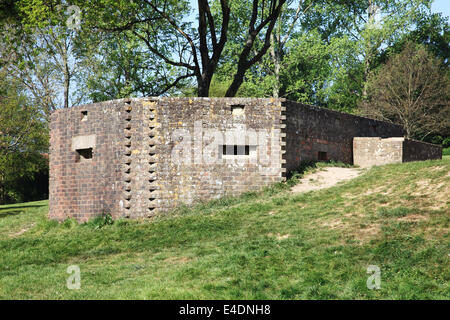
left=76, top=148, right=93, bottom=162
left=318, top=151, right=328, bottom=161
left=222, top=145, right=250, bottom=156
left=220, top=145, right=257, bottom=160
left=81, top=111, right=88, bottom=121
left=231, top=104, right=245, bottom=116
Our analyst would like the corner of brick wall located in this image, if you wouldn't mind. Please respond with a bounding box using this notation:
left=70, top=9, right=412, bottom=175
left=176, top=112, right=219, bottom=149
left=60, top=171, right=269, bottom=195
left=402, top=139, right=442, bottom=162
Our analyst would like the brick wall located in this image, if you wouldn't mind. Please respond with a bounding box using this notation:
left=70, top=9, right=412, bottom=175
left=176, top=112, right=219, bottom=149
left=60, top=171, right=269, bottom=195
left=49, top=99, right=128, bottom=221
left=51, top=98, right=438, bottom=222
left=403, top=139, right=442, bottom=162
left=283, top=101, right=405, bottom=172
left=49, top=97, right=283, bottom=221
left=149, top=97, right=284, bottom=211
left=353, top=137, right=442, bottom=167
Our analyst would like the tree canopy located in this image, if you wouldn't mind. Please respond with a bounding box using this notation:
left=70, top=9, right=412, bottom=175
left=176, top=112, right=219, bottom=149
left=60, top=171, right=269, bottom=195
left=360, top=41, right=449, bottom=140
left=0, top=70, right=48, bottom=203
left=0, top=0, right=448, bottom=204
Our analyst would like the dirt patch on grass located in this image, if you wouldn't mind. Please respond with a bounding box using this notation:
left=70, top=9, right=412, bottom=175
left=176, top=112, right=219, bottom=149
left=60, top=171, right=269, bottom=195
left=267, top=233, right=290, bottom=240
left=357, top=224, right=381, bottom=240
left=411, top=179, right=449, bottom=209
left=362, top=185, right=393, bottom=196
left=320, top=217, right=381, bottom=243
left=163, top=256, right=191, bottom=264
left=291, top=167, right=363, bottom=193
left=321, top=218, right=345, bottom=229
left=397, top=214, right=428, bottom=222
left=9, top=224, right=34, bottom=238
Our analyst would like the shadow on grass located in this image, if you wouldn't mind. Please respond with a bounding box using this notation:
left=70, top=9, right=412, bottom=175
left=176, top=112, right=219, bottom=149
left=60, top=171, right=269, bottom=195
left=0, top=210, right=23, bottom=219
left=0, top=202, right=48, bottom=211
left=0, top=201, right=47, bottom=219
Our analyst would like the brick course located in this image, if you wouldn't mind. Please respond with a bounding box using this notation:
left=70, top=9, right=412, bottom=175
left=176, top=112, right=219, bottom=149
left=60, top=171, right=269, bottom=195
left=49, top=97, right=283, bottom=221
left=283, top=101, right=405, bottom=172
left=50, top=97, right=437, bottom=221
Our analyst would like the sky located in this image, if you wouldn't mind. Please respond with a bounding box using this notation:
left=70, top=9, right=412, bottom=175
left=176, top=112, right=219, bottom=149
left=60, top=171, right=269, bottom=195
left=188, top=0, right=450, bottom=18
left=432, top=0, right=450, bottom=17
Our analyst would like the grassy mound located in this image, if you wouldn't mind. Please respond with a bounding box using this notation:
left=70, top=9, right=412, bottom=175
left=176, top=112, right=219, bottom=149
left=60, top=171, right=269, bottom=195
left=0, top=157, right=448, bottom=299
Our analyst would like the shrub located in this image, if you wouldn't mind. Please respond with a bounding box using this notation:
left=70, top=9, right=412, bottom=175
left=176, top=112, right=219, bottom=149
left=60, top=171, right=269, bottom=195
left=86, top=212, right=114, bottom=229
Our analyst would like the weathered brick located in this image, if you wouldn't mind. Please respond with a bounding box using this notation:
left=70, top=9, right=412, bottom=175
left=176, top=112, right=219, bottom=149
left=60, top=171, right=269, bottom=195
left=49, top=97, right=439, bottom=222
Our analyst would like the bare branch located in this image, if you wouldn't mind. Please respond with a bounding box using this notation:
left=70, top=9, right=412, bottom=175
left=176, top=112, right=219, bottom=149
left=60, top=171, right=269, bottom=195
left=158, top=72, right=195, bottom=95
left=144, top=0, right=200, bottom=72
left=133, top=30, right=196, bottom=71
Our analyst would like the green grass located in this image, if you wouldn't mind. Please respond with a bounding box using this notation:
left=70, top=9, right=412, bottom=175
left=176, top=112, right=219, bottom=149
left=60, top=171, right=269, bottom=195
left=0, top=158, right=449, bottom=299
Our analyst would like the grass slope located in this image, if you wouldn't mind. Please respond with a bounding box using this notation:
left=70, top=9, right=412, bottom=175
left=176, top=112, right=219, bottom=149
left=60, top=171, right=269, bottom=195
left=0, top=158, right=449, bottom=299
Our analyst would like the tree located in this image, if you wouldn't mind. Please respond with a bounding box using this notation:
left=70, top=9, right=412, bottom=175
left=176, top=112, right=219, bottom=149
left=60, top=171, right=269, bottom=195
left=279, top=30, right=331, bottom=104
left=222, top=0, right=286, bottom=96
left=375, top=12, right=449, bottom=68
left=75, top=31, right=186, bottom=102
left=209, top=0, right=331, bottom=101
left=360, top=42, right=450, bottom=140
left=269, top=0, right=313, bottom=98
left=208, top=0, right=432, bottom=111
left=302, top=0, right=432, bottom=111
left=80, top=0, right=286, bottom=97
left=0, top=70, right=48, bottom=203
left=0, top=1, right=88, bottom=115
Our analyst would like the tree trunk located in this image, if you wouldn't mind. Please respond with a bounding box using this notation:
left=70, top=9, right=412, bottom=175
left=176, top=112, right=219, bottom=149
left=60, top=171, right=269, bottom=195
left=270, top=25, right=281, bottom=98
left=362, top=54, right=370, bottom=99
left=362, top=0, right=374, bottom=99
left=197, top=74, right=213, bottom=97
left=62, top=43, right=70, bottom=109
left=225, top=68, right=246, bottom=97
left=224, top=0, right=286, bottom=97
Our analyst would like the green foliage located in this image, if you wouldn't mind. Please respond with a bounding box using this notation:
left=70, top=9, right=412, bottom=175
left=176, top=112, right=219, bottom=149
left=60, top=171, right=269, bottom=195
left=360, top=41, right=450, bottom=140
left=4, top=0, right=443, bottom=112
left=85, top=212, right=114, bottom=230
left=429, top=136, right=450, bottom=148
left=208, top=76, right=232, bottom=97
left=376, top=12, right=449, bottom=68
left=280, top=30, right=331, bottom=105
left=0, top=71, right=48, bottom=204
left=0, top=166, right=48, bottom=204
left=377, top=207, right=413, bottom=218
left=211, top=0, right=434, bottom=114
left=443, top=147, right=450, bottom=156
